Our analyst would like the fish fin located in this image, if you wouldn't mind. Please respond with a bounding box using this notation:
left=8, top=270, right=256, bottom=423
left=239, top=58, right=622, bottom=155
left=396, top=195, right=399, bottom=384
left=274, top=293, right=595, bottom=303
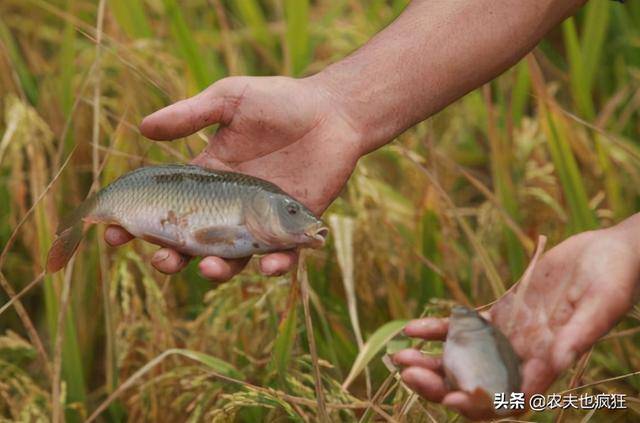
left=141, top=232, right=184, bottom=249
left=492, top=327, right=522, bottom=392
left=46, top=224, right=84, bottom=273
left=469, top=387, right=493, bottom=408
left=193, top=226, right=237, bottom=245
left=56, top=194, right=97, bottom=235
left=47, top=195, right=96, bottom=273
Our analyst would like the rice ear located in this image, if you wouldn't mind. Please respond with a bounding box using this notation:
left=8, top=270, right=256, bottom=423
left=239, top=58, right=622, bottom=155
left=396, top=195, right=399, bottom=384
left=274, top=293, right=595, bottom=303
left=46, top=224, right=84, bottom=273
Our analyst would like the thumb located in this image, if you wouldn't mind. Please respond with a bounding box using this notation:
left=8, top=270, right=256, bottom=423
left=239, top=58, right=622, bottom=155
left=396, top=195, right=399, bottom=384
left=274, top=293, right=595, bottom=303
left=140, top=77, right=243, bottom=141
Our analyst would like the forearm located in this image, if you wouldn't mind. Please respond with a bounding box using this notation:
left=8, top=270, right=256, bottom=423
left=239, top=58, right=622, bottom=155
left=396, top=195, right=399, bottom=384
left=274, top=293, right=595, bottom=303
left=311, top=0, right=587, bottom=154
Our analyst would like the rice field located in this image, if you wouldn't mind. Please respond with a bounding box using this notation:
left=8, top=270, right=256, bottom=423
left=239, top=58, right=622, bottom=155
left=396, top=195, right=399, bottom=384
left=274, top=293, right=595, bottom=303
left=0, top=0, right=639, bottom=421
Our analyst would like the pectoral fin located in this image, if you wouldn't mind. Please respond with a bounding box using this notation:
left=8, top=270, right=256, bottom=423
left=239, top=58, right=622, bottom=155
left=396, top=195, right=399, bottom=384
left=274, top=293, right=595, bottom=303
left=193, top=226, right=237, bottom=245
left=141, top=232, right=184, bottom=249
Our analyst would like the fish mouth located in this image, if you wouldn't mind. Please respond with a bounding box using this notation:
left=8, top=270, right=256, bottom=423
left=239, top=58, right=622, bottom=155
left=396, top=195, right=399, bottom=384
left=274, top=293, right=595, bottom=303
left=305, top=225, right=329, bottom=247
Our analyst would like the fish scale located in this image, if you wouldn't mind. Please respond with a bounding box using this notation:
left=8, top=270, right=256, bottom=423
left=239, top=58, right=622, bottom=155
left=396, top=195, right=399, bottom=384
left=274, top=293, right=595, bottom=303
left=46, top=164, right=327, bottom=273
left=96, top=166, right=263, bottom=225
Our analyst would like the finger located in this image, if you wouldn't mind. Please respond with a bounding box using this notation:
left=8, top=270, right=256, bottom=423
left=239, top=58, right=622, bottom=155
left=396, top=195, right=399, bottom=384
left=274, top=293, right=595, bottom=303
left=551, top=289, right=630, bottom=372
left=151, top=248, right=190, bottom=274
left=392, top=349, right=442, bottom=371
left=104, top=225, right=134, bottom=246
left=400, top=366, right=448, bottom=402
left=199, top=256, right=250, bottom=283
left=140, top=78, right=239, bottom=140
left=442, top=392, right=497, bottom=420
left=521, top=357, right=556, bottom=396
left=403, top=318, right=449, bottom=340
left=259, top=251, right=297, bottom=276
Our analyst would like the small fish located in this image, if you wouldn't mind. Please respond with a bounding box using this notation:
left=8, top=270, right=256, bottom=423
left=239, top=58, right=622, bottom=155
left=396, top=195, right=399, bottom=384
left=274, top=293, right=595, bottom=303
left=46, top=164, right=328, bottom=273
left=443, top=305, right=521, bottom=411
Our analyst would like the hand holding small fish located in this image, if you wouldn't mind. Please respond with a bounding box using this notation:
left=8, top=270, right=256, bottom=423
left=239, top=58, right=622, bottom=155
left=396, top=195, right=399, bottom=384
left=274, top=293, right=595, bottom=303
left=394, top=215, right=640, bottom=420
left=104, top=76, right=361, bottom=281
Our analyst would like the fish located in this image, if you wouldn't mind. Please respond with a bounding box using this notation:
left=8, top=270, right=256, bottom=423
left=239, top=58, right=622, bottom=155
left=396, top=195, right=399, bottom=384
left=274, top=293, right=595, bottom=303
left=46, top=164, right=328, bottom=273
left=442, top=305, right=522, bottom=412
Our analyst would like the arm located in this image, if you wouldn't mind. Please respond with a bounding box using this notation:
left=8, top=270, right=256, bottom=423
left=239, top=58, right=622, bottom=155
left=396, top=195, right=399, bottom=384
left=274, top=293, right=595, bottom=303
left=107, top=0, right=588, bottom=281
left=312, top=0, right=588, bottom=154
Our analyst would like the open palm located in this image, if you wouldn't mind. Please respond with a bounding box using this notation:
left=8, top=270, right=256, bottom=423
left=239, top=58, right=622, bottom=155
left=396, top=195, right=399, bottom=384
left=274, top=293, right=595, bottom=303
left=394, top=223, right=640, bottom=420
left=105, top=76, right=362, bottom=281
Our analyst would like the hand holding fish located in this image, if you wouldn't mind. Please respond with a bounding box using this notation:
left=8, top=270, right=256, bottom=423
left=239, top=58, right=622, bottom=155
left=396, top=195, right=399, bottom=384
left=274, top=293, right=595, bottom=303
left=103, top=0, right=590, bottom=282
left=394, top=214, right=640, bottom=420
left=105, top=76, right=362, bottom=281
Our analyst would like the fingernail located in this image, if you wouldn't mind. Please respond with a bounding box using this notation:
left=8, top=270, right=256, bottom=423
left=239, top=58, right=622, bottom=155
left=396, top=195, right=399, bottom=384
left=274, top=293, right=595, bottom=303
left=404, top=320, right=427, bottom=332
left=153, top=251, right=170, bottom=263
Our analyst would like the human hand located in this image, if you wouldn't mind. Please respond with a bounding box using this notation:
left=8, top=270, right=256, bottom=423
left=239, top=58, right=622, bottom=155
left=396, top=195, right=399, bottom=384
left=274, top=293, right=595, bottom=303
left=105, top=76, right=363, bottom=281
left=393, top=217, right=640, bottom=420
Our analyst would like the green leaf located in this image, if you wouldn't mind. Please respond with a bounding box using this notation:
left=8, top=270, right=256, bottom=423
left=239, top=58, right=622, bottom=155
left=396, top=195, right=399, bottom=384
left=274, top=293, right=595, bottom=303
left=110, top=0, right=152, bottom=39
left=163, top=0, right=217, bottom=90
left=0, top=18, right=38, bottom=104
left=268, top=299, right=298, bottom=389
left=170, top=349, right=243, bottom=380
left=342, top=320, right=407, bottom=389
left=284, top=0, right=310, bottom=75
left=544, top=111, right=598, bottom=232
left=233, top=0, right=276, bottom=51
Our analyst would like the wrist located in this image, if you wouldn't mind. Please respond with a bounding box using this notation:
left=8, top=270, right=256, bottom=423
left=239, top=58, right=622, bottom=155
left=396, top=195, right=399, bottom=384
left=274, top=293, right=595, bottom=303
left=618, top=213, right=640, bottom=253
left=618, top=212, right=640, bottom=302
left=305, top=68, right=396, bottom=157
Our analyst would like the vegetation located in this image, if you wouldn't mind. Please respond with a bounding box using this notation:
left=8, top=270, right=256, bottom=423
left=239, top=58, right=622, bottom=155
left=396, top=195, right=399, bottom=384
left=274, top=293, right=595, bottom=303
left=0, top=0, right=639, bottom=421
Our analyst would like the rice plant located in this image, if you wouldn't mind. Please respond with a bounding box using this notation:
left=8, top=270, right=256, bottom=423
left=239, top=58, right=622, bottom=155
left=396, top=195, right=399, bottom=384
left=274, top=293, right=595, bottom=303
left=0, top=0, right=639, bottom=421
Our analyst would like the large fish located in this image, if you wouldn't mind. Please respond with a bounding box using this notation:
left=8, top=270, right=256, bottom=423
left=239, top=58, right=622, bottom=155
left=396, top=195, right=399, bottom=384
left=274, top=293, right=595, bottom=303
left=443, top=305, right=522, bottom=412
left=46, top=164, right=328, bottom=273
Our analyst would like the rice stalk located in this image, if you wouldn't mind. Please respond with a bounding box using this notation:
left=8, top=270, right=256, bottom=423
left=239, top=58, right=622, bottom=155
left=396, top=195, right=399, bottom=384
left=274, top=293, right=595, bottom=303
left=51, top=257, right=76, bottom=423
left=0, top=1, right=638, bottom=421
left=298, top=254, right=329, bottom=421
left=329, top=214, right=370, bottom=397
left=527, top=55, right=598, bottom=233
left=0, top=271, right=50, bottom=378
left=399, top=148, right=506, bottom=297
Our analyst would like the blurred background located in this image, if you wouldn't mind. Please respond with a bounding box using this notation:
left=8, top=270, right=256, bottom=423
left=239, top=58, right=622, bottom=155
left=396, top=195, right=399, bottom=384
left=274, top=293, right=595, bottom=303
left=0, top=0, right=639, bottom=421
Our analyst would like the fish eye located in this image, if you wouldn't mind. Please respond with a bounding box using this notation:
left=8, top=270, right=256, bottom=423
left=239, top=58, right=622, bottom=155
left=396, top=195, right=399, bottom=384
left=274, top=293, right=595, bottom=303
left=286, top=203, right=299, bottom=215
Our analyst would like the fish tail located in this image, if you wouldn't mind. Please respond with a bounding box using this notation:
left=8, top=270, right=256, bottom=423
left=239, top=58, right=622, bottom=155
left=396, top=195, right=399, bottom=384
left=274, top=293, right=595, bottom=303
left=46, top=195, right=96, bottom=273
left=46, top=224, right=83, bottom=273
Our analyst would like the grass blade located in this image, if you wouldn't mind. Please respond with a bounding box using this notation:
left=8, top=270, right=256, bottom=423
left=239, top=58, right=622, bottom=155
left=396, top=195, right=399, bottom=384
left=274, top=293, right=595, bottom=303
left=0, top=18, right=38, bottom=104
left=284, top=0, right=310, bottom=75
left=268, top=273, right=299, bottom=390
left=342, top=320, right=407, bottom=390
left=163, top=0, right=217, bottom=90
left=109, top=0, right=152, bottom=39
left=528, top=56, right=598, bottom=232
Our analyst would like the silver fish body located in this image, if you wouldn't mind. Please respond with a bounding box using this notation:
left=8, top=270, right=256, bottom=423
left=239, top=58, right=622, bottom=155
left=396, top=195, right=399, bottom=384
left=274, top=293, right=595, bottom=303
left=443, top=306, right=521, bottom=408
left=46, top=164, right=327, bottom=272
